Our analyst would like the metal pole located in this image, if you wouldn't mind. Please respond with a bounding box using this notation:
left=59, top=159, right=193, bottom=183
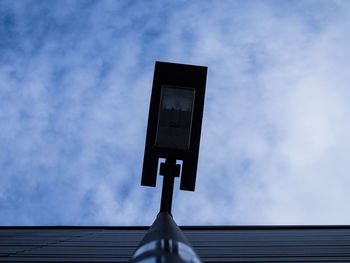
left=131, top=212, right=201, bottom=263
left=160, top=158, right=178, bottom=214
left=131, top=158, right=202, bottom=262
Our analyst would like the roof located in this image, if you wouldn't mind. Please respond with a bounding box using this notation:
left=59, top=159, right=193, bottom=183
left=1, top=225, right=350, bottom=262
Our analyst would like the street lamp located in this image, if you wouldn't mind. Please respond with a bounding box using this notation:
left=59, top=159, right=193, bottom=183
left=142, top=61, right=207, bottom=192
left=131, top=61, right=207, bottom=263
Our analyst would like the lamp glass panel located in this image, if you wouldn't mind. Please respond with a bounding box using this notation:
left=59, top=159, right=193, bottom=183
left=155, top=86, right=195, bottom=150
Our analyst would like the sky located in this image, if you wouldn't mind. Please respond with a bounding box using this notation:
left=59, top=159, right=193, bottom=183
left=1, top=0, right=350, bottom=226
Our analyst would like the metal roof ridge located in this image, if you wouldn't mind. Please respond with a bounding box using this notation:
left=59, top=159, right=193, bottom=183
left=1, top=225, right=350, bottom=230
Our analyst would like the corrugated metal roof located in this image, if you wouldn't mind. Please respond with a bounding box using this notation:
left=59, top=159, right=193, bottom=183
left=1, top=226, right=350, bottom=262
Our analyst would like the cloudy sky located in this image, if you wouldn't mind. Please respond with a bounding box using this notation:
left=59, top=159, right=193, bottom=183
left=1, top=0, right=350, bottom=226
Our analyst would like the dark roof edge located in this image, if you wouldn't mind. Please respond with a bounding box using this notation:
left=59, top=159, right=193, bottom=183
left=1, top=225, right=350, bottom=230
left=180, top=225, right=350, bottom=230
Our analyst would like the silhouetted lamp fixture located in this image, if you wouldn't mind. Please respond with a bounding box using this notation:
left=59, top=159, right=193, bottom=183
left=142, top=61, right=207, bottom=208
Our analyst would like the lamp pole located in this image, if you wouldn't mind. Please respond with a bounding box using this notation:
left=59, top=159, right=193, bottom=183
left=131, top=212, right=201, bottom=263
left=131, top=158, right=200, bottom=263
left=160, top=158, right=180, bottom=213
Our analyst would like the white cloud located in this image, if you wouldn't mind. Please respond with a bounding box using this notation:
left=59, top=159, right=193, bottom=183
left=1, top=0, right=350, bottom=225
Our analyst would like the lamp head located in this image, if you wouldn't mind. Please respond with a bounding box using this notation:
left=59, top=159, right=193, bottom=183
left=141, top=61, right=207, bottom=191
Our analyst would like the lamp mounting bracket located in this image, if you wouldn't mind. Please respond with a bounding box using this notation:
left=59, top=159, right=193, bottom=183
left=159, top=158, right=180, bottom=214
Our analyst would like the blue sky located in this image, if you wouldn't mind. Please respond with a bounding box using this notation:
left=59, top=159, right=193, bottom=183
left=1, top=0, right=350, bottom=226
